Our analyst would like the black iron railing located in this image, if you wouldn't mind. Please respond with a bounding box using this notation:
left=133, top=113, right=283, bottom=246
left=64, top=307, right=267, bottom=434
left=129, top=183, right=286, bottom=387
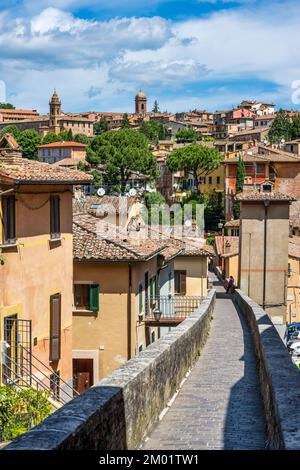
left=145, top=295, right=203, bottom=322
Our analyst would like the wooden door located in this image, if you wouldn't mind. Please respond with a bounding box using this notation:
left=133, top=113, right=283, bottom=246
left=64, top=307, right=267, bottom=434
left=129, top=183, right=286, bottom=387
left=73, top=358, right=94, bottom=394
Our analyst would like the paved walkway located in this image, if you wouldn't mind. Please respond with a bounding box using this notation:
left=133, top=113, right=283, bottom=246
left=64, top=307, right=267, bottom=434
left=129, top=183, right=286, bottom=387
left=142, top=274, right=266, bottom=450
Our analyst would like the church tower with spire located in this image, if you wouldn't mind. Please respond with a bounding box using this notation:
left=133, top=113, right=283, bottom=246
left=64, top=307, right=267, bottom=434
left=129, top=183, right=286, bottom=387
left=49, top=90, right=61, bottom=134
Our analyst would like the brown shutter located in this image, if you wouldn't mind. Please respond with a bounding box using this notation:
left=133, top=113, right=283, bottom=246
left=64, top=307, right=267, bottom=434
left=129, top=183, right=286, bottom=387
left=180, top=271, right=186, bottom=295
left=50, top=294, right=61, bottom=362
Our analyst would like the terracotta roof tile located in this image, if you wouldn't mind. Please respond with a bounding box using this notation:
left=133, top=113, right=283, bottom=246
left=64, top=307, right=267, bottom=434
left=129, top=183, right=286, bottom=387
left=235, top=190, right=296, bottom=201
left=0, top=155, right=92, bottom=184
left=214, top=236, right=239, bottom=257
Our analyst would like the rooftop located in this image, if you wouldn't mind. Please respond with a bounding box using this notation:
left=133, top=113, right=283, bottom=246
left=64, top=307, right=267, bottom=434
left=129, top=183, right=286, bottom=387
left=235, top=190, right=296, bottom=202
left=0, top=155, right=92, bottom=185
left=38, top=141, right=88, bottom=149
left=214, top=236, right=239, bottom=257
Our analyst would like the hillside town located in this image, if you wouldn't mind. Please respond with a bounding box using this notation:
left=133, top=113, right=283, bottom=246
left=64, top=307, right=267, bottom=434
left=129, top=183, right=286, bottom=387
left=2, top=87, right=300, bottom=452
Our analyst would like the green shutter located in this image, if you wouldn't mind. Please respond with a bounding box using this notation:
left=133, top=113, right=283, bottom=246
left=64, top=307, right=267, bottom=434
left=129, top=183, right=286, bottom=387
left=139, top=284, right=143, bottom=313
left=90, top=284, right=100, bottom=312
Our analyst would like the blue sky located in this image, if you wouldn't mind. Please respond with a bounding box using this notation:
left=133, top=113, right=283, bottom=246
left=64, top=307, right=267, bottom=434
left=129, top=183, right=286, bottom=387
left=0, top=0, right=299, bottom=113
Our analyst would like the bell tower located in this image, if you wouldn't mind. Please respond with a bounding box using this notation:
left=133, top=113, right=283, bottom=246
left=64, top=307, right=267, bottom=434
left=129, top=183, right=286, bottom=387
left=49, top=90, right=61, bottom=134
left=135, top=90, right=147, bottom=115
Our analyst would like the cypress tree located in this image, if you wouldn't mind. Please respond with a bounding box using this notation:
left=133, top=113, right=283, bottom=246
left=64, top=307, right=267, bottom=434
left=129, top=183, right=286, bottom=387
left=233, top=155, right=245, bottom=219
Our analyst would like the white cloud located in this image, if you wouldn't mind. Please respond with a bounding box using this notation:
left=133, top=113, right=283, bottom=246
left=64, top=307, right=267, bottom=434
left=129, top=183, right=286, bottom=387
left=1, top=1, right=300, bottom=112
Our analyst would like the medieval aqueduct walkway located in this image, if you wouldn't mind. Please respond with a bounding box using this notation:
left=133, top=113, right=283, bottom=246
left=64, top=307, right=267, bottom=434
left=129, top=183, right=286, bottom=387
left=142, top=274, right=267, bottom=450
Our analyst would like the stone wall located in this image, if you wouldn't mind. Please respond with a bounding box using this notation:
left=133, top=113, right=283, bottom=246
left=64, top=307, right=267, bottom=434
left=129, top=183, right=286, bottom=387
left=5, top=290, right=216, bottom=450
left=235, top=289, right=300, bottom=450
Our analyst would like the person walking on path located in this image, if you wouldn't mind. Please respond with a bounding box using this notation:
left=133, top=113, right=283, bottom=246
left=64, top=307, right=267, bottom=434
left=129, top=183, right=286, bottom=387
left=226, top=275, right=235, bottom=294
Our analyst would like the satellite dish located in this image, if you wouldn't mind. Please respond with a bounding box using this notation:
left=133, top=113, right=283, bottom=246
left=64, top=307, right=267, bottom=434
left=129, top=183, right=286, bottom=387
left=97, top=188, right=105, bottom=197
left=128, top=188, right=137, bottom=197
left=185, top=220, right=192, bottom=227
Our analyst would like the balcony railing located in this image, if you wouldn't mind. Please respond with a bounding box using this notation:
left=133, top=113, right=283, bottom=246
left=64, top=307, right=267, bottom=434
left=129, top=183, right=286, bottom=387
left=145, top=295, right=203, bottom=324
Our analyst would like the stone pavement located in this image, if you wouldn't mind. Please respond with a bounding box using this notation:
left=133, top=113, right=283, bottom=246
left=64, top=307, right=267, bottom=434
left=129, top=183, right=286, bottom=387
left=142, top=274, right=266, bottom=450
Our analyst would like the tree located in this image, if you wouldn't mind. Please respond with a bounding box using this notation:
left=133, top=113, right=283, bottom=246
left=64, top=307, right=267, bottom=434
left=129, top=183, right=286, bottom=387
left=290, top=115, right=300, bottom=140
left=0, top=124, right=21, bottom=140
left=90, top=128, right=157, bottom=190
left=18, top=129, right=41, bottom=160
left=152, top=100, right=160, bottom=113
left=268, top=109, right=292, bottom=143
left=176, top=127, right=198, bottom=142
left=86, top=147, right=101, bottom=166
left=74, top=133, right=90, bottom=144
left=0, top=103, right=15, bottom=109
left=121, top=113, right=130, bottom=129
left=233, top=155, right=245, bottom=219
left=42, top=132, right=61, bottom=144
left=140, top=120, right=166, bottom=142
left=167, top=144, right=222, bottom=191
left=94, top=117, right=108, bottom=135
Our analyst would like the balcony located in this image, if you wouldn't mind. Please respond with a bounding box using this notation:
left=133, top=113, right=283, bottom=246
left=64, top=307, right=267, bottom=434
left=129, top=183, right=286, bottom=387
left=144, top=295, right=203, bottom=327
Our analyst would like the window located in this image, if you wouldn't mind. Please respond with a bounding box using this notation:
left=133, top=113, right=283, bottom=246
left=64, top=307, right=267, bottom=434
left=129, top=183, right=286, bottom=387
left=139, top=283, right=143, bottom=313
left=50, top=294, right=61, bottom=362
left=174, top=270, right=186, bottom=295
left=199, top=177, right=206, bottom=184
left=2, top=195, right=16, bottom=244
left=50, top=195, right=60, bottom=239
left=74, top=284, right=99, bottom=312
left=208, top=176, right=212, bottom=185
left=150, top=276, right=155, bottom=304
left=216, top=176, right=220, bottom=185
left=168, top=272, right=172, bottom=292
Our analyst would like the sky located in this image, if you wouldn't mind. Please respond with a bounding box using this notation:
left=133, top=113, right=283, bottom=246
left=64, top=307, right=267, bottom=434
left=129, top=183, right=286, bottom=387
left=0, top=0, right=300, bottom=114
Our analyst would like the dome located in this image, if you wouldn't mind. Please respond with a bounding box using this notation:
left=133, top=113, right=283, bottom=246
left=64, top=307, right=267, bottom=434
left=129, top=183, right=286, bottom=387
left=50, top=90, right=61, bottom=103
left=135, top=90, right=146, bottom=99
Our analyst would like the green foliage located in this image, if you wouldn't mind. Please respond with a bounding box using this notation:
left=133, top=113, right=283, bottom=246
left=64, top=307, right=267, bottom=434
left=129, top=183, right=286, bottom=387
left=90, top=128, right=157, bottom=189
left=42, top=132, right=61, bottom=144
left=74, top=133, right=90, bottom=144
left=0, top=103, right=15, bottom=109
left=233, top=156, right=245, bottom=219
left=152, top=100, right=160, bottom=113
left=0, top=385, right=51, bottom=441
left=144, top=191, right=165, bottom=208
left=86, top=147, right=100, bottom=165
left=0, top=124, right=21, bottom=140
left=90, top=169, right=104, bottom=189
left=202, top=136, right=214, bottom=141
left=94, top=116, right=108, bottom=135
left=140, top=120, right=166, bottom=142
left=167, top=144, right=222, bottom=190
left=176, top=128, right=198, bottom=142
left=121, top=113, right=130, bottom=129
left=268, top=109, right=292, bottom=143
left=17, top=129, right=41, bottom=160
left=290, top=115, right=300, bottom=140
left=182, top=189, right=224, bottom=231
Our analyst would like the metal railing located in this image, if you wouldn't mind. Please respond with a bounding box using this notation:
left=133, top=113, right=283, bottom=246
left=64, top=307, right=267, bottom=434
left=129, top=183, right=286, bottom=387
left=2, top=345, right=79, bottom=407
left=145, top=295, right=203, bottom=322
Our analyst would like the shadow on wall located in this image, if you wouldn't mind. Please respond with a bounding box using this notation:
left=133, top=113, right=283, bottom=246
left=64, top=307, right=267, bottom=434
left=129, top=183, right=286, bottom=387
left=4, top=386, right=127, bottom=450
left=223, top=301, right=267, bottom=450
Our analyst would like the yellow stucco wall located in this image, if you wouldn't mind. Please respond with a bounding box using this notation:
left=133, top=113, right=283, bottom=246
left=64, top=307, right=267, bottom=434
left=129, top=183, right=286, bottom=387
left=0, top=184, right=73, bottom=382
left=287, top=256, right=300, bottom=324
left=72, top=257, right=159, bottom=382
left=174, top=256, right=208, bottom=297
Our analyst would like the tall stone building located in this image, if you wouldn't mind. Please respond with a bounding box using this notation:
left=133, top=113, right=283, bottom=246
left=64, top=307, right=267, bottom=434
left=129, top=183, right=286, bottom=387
left=237, top=184, right=295, bottom=324
left=49, top=90, right=61, bottom=134
left=135, top=90, right=147, bottom=115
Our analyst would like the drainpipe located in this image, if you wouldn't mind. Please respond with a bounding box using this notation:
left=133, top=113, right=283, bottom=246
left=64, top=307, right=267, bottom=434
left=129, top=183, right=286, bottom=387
left=262, top=200, right=270, bottom=310
left=127, top=263, right=132, bottom=360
